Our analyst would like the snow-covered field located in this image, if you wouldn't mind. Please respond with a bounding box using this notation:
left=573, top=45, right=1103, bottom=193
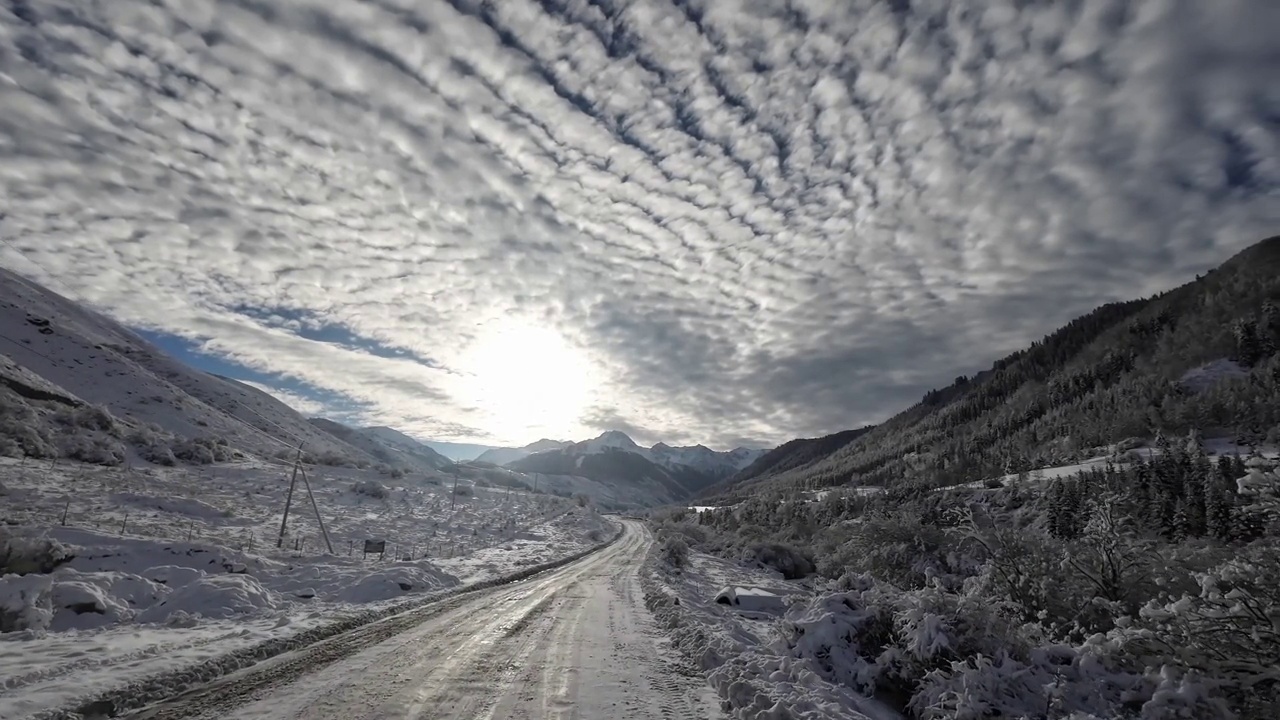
left=0, top=457, right=615, bottom=719
left=642, top=550, right=901, bottom=720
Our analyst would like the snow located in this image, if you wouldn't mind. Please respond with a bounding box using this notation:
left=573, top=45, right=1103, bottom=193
left=474, top=438, right=572, bottom=466
left=643, top=549, right=900, bottom=720
left=956, top=435, right=1279, bottom=492
left=0, top=456, right=617, bottom=719
left=1180, top=358, right=1249, bottom=392
left=714, top=586, right=787, bottom=615
left=581, top=429, right=643, bottom=454
left=498, top=430, right=767, bottom=480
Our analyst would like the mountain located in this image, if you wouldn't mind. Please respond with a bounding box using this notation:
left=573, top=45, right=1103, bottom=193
left=0, top=267, right=447, bottom=470
left=649, top=442, right=767, bottom=477
left=358, top=426, right=454, bottom=468
left=704, top=426, right=876, bottom=496
left=475, top=438, right=572, bottom=466
left=507, top=444, right=704, bottom=505
left=500, top=431, right=765, bottom=503
left=483, top=430, right=765, bottom=482
left=0, top=267, right=386, bottom=466
left=414, top=439, right=496, bottom=462
left=309, top=420, right=452, bottom=472
left=705, top=235, right=1280, bottom=500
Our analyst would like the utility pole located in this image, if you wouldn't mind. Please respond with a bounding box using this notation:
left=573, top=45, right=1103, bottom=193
left=298, top=463, right=334, bottom=554
left=450, top=464, right=460, bottom=511
left=276, top=443, right=304, bottom=548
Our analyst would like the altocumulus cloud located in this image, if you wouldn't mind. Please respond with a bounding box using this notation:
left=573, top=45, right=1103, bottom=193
left=1, top=0, right=1278, bottom=447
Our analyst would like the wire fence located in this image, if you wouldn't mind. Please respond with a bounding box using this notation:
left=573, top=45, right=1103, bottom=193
left=0, top=459, right=577, bottom=566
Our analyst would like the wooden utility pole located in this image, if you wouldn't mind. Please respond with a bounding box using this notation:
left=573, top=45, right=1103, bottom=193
left=450, top=465, right=460, bottom=511
left=276, top=444, right=304, bottom=548
left=298, top=464, right=334, bottom=554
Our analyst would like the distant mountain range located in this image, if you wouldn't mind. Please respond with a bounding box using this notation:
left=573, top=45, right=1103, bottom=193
left=0, top=265, right=763, bottom=508
left=491, top=430, right=766, bottom=505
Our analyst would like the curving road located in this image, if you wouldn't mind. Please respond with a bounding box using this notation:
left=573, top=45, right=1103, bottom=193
left=126, top=520, right=722, bottom=720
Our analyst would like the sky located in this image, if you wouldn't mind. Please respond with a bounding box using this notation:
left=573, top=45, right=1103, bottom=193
left=1, top=0, right=1278, bottom=449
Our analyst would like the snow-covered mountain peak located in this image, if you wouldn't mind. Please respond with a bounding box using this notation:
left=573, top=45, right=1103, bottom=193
left=580, top=430, right=640, bottom=453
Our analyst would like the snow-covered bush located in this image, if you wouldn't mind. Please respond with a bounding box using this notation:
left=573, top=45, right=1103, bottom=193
left=58, top=433, right=127, bottom=466
left=0, top=394, right=57, bottom=458
left=660, top=536, right=690, bottom=569
left=779, top=575, right=1189, bottom=719
left=743, top=542, right=815, bottom=579
left=172, top=436, right=235, bottom=464
left=0, top=533, right=74, bottom=575
left=1110, top=541, right=1280, bottom=713
left=68, top=404, right=122, bottom=436
left=819, top=512, right=953, bottom=589
left=313, top=450, right=356, bottom=468
left=137, top=440, right=178, bottom=466
left=351, top=479, right=390, bottom=499
left=0, top=573, right=54, bottom=633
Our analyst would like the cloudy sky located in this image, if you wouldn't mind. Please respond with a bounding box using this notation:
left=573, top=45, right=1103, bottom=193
left=1, top=0, right=1277, bottom=449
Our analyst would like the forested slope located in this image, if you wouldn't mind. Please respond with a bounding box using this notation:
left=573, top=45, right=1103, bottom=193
left=709, top=236, right=1280, bottom=499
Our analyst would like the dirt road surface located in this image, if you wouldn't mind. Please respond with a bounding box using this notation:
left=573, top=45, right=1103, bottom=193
left=125, top=520, right=722, bottom=719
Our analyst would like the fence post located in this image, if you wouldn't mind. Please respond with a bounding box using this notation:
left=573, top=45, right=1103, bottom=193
left=60, top=499, right=70, bottom=526
left=120, top=513, right=128, bottom=535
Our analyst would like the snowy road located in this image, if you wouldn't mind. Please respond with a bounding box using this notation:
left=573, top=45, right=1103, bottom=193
left=124, top=520, right=722, bottom=720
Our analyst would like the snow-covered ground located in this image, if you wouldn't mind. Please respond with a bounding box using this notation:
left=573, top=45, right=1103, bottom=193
left=0, top=457, right=615, bottom=719
left=947, top=437, right=1279, bottom=493
left=642, top=549, right=901, bottom=720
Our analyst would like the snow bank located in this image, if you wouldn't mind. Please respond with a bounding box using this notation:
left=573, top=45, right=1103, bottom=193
left=110, top=493, right=230, bottom=520
left=714, top=586, right=787, bottom=616
left=137, top=575, right=275, bottom=625
left=0, top=573, right=53, bottom=633
left=336, top=564, right=458, bottom=604
left=1180, top=358, right=1249, bottom=392
left=48, top=571, right=168, bottom=631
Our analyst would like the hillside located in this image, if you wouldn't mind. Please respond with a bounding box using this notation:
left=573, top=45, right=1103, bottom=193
left=509, top=446, right=701, bottom=505
left=708, top=235, right=1280, bottom=499
left=308, top=419, right=452, bottom=473
left=475, top=438, right=572, bottom=466
left=0, top=267, right=381, bottom=468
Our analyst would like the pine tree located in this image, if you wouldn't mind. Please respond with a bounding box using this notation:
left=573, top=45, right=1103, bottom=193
left=1262, top=300, right=1280, bottom=353
left=1206, top=478, right=1235, bottom=541
left=1234, top=318, right=1264, bottom=366
left=1183, top=473, right=1208, bottom=537
left=1172, top=498, right=1189, bottom=542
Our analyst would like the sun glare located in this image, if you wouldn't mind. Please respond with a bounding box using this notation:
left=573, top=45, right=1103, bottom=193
left=456, top=321, right=596, bottom=441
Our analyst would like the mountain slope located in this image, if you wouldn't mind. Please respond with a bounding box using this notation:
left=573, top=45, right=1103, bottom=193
left=703, top=426, right=875, bottom=496
left=483, top=431, right=765, bottom=486
left=356, top=426, right=453, bottom=468
left=0, top=267, right=373, bottom=466
left=308, top=419, right=452, bottom=472
left=709, top=235, right=1280, bottom=499
left=508, top=446, right=702, bottom=505
left=475, top=438, right=572, bottom=466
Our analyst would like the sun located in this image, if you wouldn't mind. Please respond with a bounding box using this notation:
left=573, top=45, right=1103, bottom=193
left=456, top=321, right=596, bottom=441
